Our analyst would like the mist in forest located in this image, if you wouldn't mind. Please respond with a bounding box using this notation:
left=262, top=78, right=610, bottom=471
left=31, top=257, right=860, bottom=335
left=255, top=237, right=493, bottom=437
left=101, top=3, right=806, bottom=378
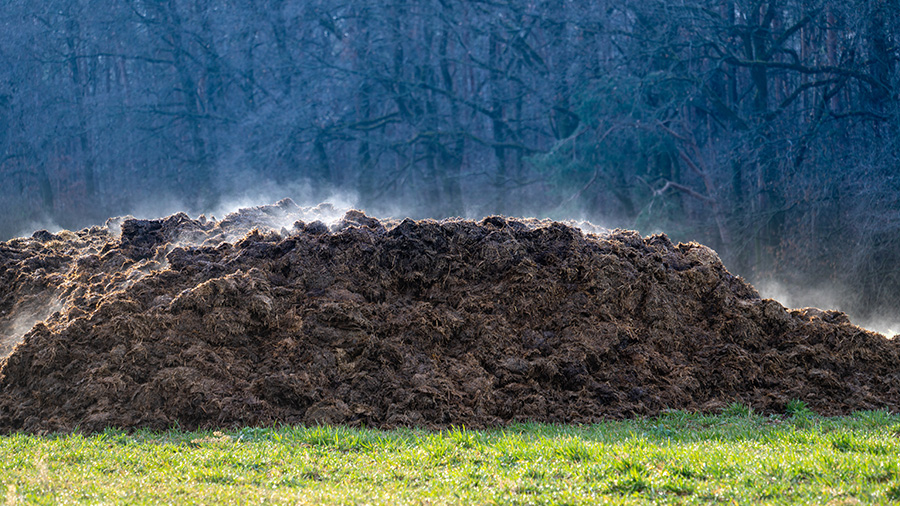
left=1, top=0, right=898, bottom=329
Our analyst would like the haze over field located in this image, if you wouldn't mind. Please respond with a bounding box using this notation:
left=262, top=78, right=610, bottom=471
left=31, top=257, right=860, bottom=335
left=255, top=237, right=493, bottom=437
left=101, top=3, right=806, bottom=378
left=1, top=0, right=898, bottom=329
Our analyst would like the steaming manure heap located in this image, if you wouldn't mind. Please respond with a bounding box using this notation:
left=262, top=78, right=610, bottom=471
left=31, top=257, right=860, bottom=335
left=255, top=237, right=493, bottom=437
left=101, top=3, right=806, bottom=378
left=0, top=199, right=898, bottom=433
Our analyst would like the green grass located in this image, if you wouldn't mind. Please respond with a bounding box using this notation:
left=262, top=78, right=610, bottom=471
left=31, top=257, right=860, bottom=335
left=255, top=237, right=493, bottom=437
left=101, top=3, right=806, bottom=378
left=1, top=407, right=900, bottom=504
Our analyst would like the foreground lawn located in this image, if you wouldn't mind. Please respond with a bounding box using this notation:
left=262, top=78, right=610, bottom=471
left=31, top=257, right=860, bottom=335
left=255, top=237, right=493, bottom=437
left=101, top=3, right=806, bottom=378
left=1, top=406, right=899, bottom=505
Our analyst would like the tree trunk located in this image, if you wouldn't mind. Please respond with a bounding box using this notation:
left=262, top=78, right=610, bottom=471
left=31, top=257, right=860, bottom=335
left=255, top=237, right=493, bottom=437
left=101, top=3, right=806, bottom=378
left=489, top=27, right=507, bottom=213
left=438, top=27, right=464, bottom=216
left=65, top=17, right=97, bottom=202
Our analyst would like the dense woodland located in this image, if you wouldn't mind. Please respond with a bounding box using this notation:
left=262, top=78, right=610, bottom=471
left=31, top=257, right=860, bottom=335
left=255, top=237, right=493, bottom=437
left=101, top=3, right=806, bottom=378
left=1, top=0, right=898, bottom=324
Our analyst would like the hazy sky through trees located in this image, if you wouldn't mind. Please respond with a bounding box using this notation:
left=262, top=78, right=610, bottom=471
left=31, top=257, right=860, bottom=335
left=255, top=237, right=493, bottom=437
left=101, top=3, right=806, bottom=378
left=0, top=0, right=898, bottom=330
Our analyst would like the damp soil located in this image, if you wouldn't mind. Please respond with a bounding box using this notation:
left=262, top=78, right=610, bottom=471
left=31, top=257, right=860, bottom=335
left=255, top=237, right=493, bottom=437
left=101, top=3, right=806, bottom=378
left=0, top=199, right=898, bottom=434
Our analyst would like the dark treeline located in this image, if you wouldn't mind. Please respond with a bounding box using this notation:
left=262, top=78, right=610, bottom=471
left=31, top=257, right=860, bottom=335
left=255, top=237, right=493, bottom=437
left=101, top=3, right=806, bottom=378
left=1, top=0, right=898, bottom=322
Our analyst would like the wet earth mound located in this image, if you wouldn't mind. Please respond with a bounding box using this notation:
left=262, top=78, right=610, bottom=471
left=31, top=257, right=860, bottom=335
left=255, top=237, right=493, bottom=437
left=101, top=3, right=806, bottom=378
left=0, top=200, right=898, bottom=433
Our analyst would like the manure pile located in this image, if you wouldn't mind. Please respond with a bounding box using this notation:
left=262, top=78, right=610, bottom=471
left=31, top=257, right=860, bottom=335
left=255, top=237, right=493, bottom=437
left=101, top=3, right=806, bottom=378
left=0, top=199, right=898, bottom=433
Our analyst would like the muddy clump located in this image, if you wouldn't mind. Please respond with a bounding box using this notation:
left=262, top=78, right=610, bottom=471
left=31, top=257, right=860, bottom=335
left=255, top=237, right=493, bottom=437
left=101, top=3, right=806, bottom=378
left=0, top=201, right=898, bottom=433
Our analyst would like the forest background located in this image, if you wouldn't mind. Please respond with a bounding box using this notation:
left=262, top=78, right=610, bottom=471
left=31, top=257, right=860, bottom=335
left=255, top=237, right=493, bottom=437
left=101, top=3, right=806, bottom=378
left=0, top=0, right=898, bottom=330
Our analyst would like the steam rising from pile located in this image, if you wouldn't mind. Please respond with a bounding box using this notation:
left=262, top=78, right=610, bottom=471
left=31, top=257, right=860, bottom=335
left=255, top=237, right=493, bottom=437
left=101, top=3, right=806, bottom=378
left=0, top=200, right=897, bottom=434
left=1, top=199, right=347, bottom=354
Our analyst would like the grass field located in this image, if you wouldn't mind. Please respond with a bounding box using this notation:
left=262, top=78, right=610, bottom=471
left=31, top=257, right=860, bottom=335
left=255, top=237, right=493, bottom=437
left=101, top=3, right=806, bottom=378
left=1, top=404, right=899, bottom=505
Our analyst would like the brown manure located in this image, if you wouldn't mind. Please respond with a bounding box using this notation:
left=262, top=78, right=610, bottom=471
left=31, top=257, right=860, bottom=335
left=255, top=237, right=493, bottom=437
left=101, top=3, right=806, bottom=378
left=0, top=201, right=898, bottom=433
